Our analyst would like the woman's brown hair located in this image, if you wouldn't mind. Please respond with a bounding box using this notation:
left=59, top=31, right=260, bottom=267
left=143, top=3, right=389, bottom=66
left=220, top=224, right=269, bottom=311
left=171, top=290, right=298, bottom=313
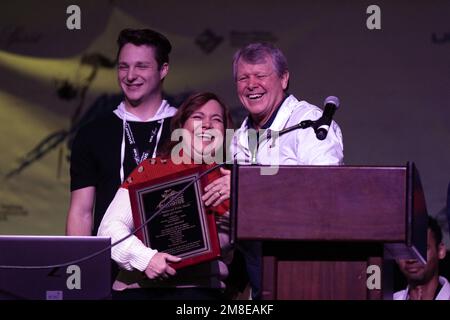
left=159, top=92, right=234, bottom=157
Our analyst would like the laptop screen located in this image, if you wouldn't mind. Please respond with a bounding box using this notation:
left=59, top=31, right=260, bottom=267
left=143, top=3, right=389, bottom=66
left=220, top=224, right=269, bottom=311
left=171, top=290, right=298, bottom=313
left=0, top=235, right=111, bottom=300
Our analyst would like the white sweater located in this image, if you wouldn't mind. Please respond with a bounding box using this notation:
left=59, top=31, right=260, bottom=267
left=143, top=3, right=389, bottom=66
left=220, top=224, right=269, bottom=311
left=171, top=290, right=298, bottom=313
left=98, top=187, right=232, bottom=290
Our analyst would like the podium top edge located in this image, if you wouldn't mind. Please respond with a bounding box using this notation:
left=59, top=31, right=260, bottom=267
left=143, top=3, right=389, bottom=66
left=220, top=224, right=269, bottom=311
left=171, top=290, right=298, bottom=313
left=235, top=165, right=409, bottom=170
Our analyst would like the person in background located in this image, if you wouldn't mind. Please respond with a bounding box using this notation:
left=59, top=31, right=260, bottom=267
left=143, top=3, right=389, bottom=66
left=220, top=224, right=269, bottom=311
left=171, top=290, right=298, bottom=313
left=394, top=217, right=450, bottom=300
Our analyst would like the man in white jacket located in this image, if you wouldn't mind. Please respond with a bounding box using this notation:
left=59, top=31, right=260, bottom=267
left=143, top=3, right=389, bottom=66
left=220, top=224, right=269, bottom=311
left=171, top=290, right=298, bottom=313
left=230, top=42, right=344, bottom=299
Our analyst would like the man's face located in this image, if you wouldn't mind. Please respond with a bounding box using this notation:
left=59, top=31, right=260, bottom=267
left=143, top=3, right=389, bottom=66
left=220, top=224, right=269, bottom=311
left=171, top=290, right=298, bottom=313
left=117, top=43, right=168, bottom=107
left=235, top=55, right=289, bottom=126
left=397, top=229, right=446, bottom=285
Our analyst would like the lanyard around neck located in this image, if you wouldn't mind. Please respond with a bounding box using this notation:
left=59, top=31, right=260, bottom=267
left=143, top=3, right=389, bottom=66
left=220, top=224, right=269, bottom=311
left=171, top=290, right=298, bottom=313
left=124, top=120, right=164, bottom=166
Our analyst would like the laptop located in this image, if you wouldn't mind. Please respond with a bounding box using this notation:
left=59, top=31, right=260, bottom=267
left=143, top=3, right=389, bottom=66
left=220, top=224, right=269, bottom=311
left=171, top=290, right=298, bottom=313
left=0, top=235, right=111, bottom=300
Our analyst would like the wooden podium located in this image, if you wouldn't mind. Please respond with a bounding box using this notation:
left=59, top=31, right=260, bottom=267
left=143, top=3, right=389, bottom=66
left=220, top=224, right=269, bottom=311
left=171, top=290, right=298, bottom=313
left=231, top=163, right=427, bottom=300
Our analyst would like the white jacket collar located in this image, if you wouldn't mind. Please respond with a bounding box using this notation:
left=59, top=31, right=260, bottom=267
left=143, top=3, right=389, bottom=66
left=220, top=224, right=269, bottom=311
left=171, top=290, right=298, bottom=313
left=236, top=94, right=298, bottom=147
left=113, top=100, right=177, bottom=122
left=240, top=94, right=298, bottom=131
left=269, top=94, right=298, bottom=131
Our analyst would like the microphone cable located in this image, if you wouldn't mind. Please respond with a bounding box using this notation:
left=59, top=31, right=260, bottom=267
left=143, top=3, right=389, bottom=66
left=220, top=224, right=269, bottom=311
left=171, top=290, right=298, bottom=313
left=0, top=162, right=229, bottom=270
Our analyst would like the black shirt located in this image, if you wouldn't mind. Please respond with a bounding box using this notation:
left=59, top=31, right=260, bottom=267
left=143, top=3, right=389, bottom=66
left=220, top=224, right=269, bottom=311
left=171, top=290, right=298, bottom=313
left=70, top=113, right=172, bottom=234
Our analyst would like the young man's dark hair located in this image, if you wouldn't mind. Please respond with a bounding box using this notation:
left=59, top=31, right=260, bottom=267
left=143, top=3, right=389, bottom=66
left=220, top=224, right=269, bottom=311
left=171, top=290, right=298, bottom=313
left=116, top=28, right=172, bottom=69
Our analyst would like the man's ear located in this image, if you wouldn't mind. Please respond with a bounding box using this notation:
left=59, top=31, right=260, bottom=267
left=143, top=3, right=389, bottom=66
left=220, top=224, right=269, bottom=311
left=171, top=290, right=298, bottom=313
left=438, top=243, right=446, bottom=260
left=160, top=63, right=169, bottom=80
left=281, top=71, right=289, bottom=90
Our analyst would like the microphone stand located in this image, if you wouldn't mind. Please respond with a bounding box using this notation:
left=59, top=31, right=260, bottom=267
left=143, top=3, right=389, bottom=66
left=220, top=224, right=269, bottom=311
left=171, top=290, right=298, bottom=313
left=267, top=119, right=316, bottom=141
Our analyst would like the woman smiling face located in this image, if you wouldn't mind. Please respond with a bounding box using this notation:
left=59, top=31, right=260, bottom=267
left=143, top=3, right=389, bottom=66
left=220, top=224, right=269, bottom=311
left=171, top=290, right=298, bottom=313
left=182, top=99, right=225, bottom=160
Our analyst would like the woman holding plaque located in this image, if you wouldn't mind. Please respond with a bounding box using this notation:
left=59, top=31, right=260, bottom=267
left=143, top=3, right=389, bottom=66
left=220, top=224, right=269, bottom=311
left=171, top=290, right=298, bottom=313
left=98, top=92, right=235, bottom=300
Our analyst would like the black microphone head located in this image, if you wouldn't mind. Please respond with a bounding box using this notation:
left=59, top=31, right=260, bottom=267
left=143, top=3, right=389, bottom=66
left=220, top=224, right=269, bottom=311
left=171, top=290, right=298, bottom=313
left=315, top=96, right=340, bottom=140
left=324, top=96, right=340, bottom=108
left=321, top=96, right=339, bottom=121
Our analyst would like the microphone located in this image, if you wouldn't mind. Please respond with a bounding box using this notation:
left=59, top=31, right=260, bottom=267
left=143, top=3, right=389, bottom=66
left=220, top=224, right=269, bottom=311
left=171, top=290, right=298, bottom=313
left=314, top=96, right=340, bottom=140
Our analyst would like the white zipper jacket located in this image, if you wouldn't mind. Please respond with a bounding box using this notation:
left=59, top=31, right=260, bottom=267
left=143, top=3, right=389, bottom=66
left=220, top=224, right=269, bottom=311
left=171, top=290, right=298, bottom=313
left=230, top=94, right=344, bottom=167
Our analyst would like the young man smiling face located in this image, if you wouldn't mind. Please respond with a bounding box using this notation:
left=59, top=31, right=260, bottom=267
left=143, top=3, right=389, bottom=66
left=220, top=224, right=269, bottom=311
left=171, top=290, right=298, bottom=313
left=117, top=43, right=168, bottom=109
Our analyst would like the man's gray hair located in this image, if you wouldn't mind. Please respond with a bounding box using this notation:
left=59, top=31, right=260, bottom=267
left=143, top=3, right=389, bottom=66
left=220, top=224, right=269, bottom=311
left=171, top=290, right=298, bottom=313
left=232, top=42, right=289, bottom=80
